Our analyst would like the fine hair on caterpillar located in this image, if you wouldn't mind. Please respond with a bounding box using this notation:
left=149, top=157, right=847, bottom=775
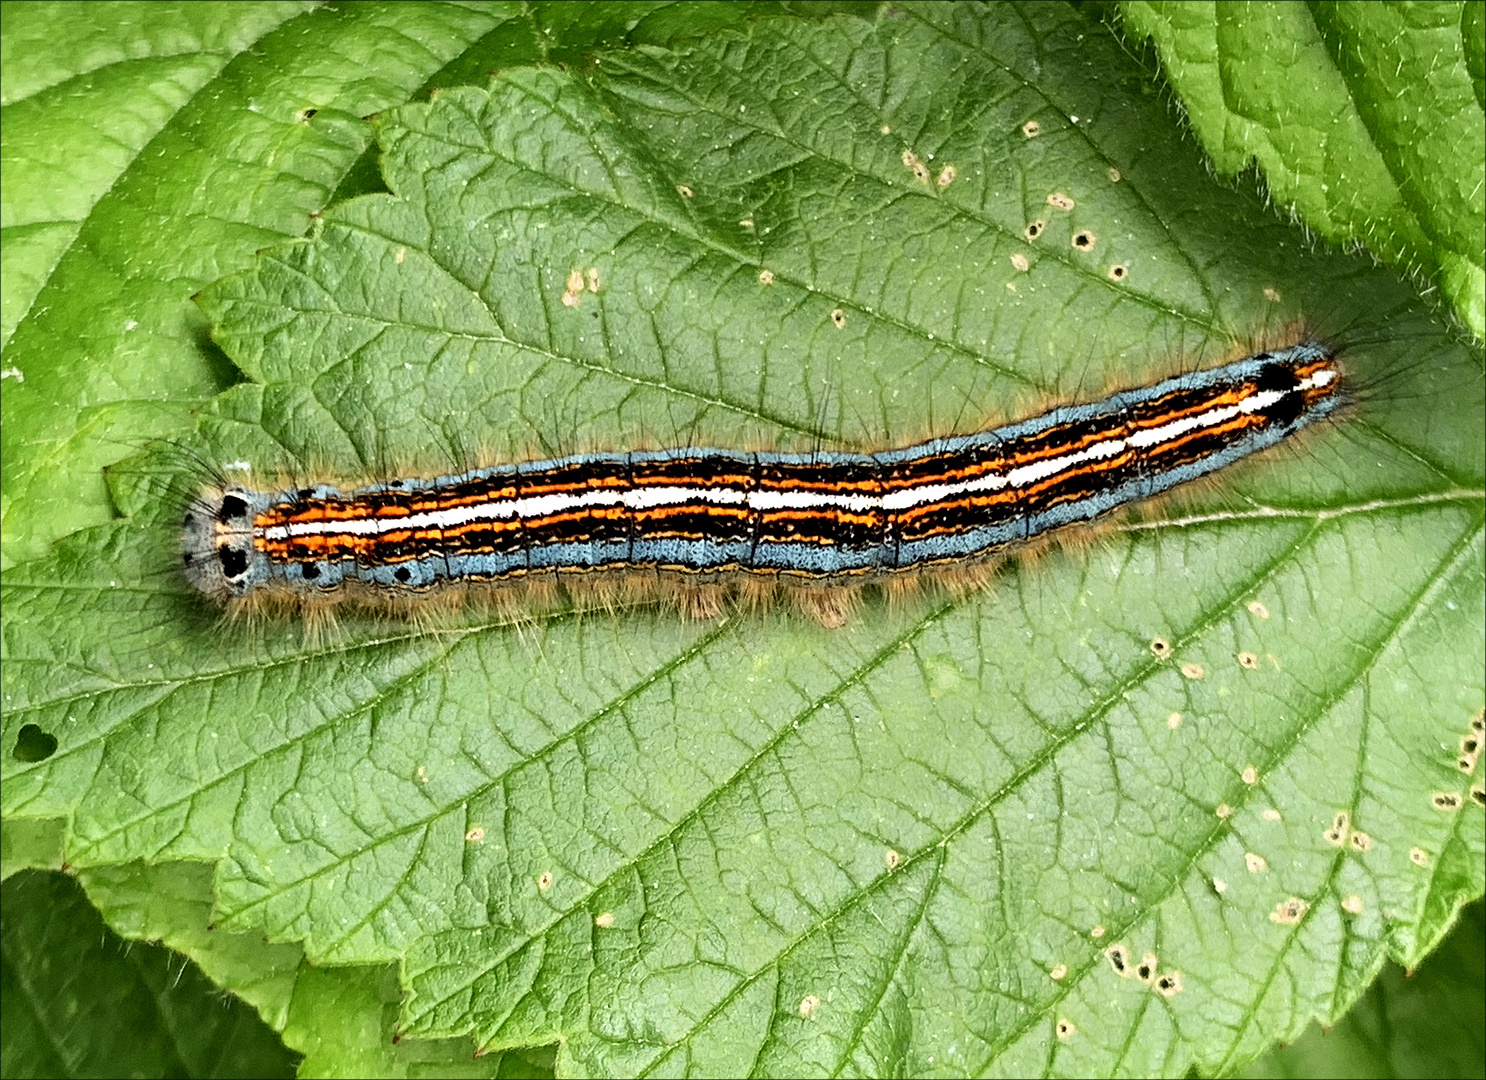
left=134, top=326, right=1404, bottom=632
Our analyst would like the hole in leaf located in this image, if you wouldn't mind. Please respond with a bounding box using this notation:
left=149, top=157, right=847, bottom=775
left=12, top=724, right=57, bottom=763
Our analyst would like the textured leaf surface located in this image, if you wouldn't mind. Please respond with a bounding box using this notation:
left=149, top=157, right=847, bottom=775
left=77, top=859, right=553, bottom=1078
left=3, top=3, right=1484, bottom=1077
left=1243, top=899, right=1485, bottom=1079
left=0, top=0, right=523, bottom=567
left=1120, top=0, right=1486, bottom=339
left=0, top=869, right=299, bottom=1079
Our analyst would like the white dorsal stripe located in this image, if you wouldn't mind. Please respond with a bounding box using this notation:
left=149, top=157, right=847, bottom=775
left=261, top=370, right=1332, bottom=542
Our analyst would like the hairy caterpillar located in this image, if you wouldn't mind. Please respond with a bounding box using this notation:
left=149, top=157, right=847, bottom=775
left=179, top=341, right=1343, bottom=626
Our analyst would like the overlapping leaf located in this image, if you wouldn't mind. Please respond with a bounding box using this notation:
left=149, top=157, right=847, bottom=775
left=1121, top=0, right=1486, bottom=339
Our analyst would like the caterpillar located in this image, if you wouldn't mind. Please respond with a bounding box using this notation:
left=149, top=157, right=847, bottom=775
left=180, top=341, right=1344, bottom=625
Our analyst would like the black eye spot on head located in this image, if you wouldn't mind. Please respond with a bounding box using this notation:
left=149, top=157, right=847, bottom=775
left=182, top=551, right=194, bottom=566
left=183, top=510, right=196, bottom=528
left=217, top=495, right=248, bottom=522
left=13, top=723, right=58, bottom=763
left=298, top=488, right=315, bottom=500
left=394, top=566, right=412, bottom=583
left=219, top=545, right=249, bottom=579
left=301, top=563, right=320, bottom=581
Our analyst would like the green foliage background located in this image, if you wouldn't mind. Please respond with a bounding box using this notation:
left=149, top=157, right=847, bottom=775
left=2, top=2, right=1482, bottom=1077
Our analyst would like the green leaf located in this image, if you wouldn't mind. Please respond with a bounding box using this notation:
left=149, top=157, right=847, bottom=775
left=285, top=962, right=556, bottom=1079
left=0, top=816, right=64, bottom=881
left=3, top=2, right=1484, bottom=1077
left=78, top=861, right=305, bottom=1032
left=1119, top=0, right=1486, bottom=339
left=0, top=868, right=299, bottom=1078
left=1243, top=899, right=1485, bottom=1079
left=78, top=860, right=552, bottom=1079
left=0, top=0, right=527, bottom=569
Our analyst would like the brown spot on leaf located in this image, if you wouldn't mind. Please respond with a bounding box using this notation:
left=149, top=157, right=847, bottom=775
left=1154, top=972, right=1183, bottom=997
left=1269, top=897, right=1308, bottom=924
